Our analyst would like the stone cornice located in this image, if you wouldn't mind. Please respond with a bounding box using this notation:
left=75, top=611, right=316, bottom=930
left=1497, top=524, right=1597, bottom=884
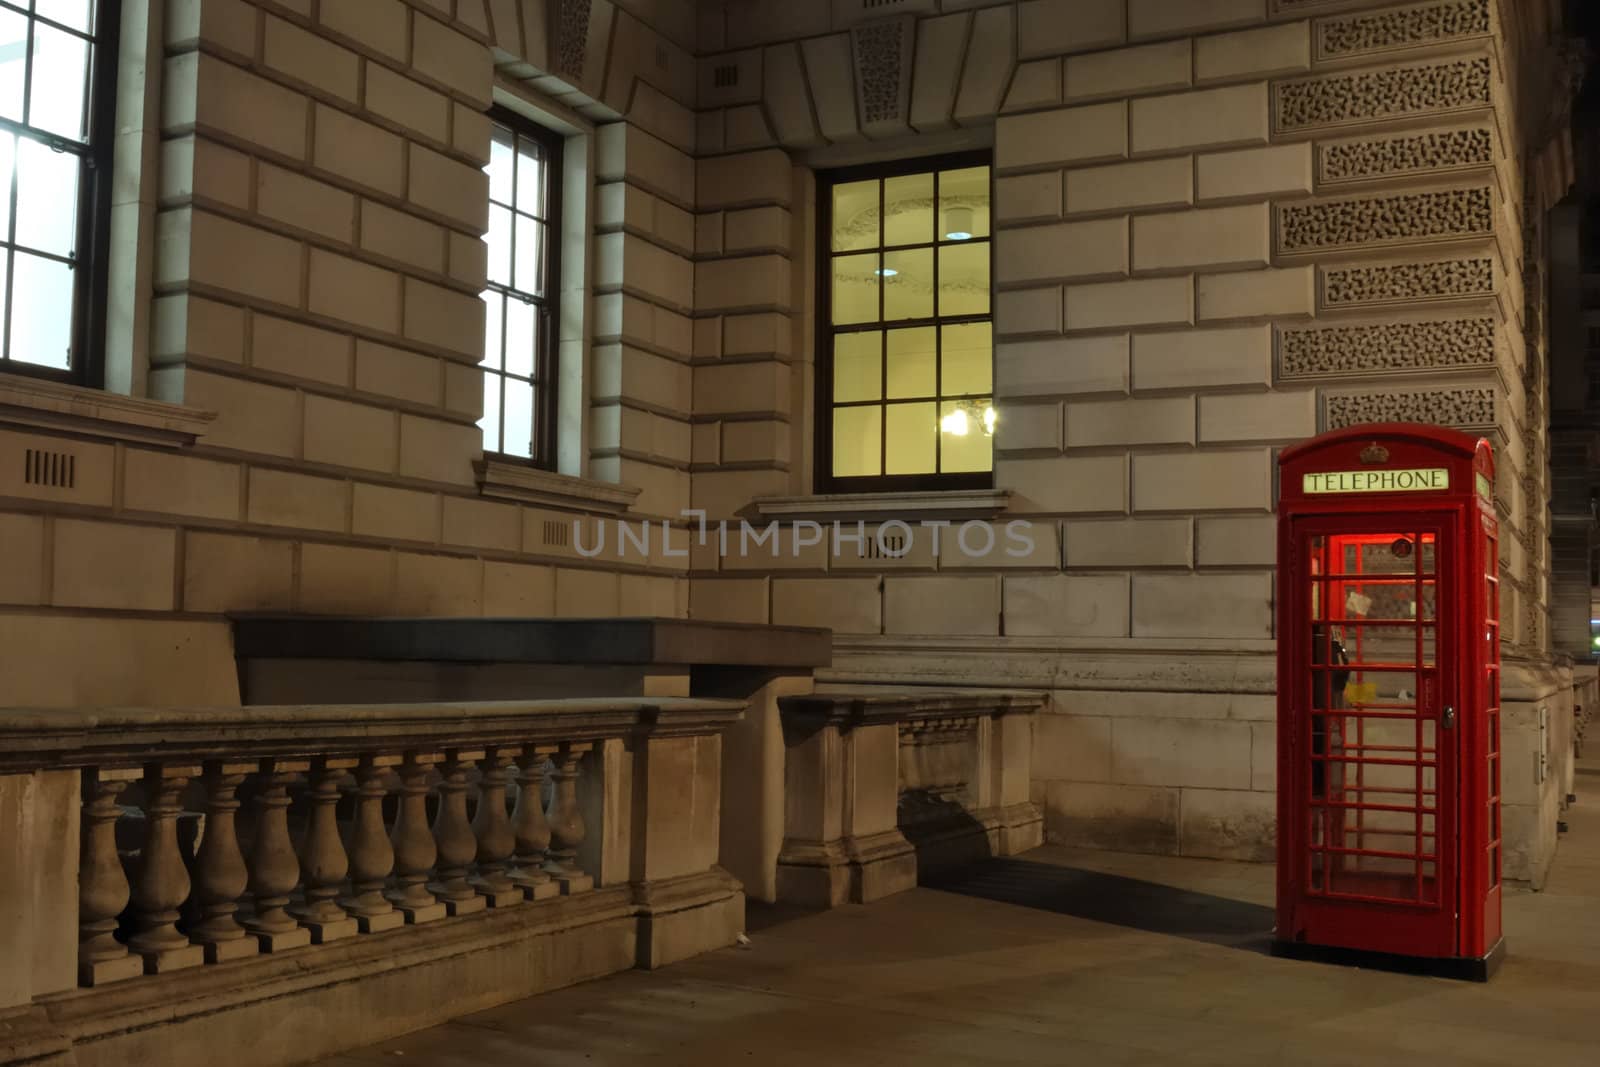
left=0, top=377, right=214, bottom=447
left=476, top=458, right=641, bottom=513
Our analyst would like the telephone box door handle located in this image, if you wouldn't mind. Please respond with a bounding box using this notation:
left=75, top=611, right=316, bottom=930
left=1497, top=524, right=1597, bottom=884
left=1441, top=706, right=1456, bottom=730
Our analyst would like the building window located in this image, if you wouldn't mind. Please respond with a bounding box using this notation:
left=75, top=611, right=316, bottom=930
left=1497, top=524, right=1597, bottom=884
left=0, top=0, right=119, bottom=383
left=817, top=152, right=993, bottom=492
left=481, top=108, right=562, bottom=465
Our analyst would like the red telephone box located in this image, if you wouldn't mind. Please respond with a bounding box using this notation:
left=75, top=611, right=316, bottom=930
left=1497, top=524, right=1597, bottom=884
left=1274, top=423, right=1502, bottom=980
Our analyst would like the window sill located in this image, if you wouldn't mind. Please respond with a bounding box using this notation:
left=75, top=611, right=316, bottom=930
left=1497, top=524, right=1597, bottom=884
left=753, top=488, right=1012, bottom=522
left=0, top=376, right=214, bottom=447
left=475, top=459, right=641, bottom=514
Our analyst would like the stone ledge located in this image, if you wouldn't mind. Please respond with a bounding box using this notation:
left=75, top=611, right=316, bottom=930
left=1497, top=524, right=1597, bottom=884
left=476, top=458, right=642, bottom=513
left=0, top=377, right=214, bottom=448
left=754, top=489, right=1013, bottom=522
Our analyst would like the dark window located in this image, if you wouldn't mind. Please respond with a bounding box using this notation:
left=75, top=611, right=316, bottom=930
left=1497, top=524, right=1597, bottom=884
left=0, top=0, right=120, bottom=383
left=481, top=107, right=562, bottom=466
left=816, top=152, right=994, bottom=493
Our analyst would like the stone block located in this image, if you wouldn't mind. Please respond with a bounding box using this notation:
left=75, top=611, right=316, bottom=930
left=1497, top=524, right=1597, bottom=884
left=1129, top=0, right=1265, bottom=38
left=444, top=360, right=483, bottom=418
left=1198, top=390, right=1316, bottom=443
left=183, top=532, right=294, bottom=613
left=695, top=254, right=789, bottom=314
left=164, top=135, right=251, bottom=208
left=1112, top=715, right=1255, bottom=792
left=1131, top=449, right=1271, bottom=512
left=1196, top=514, right=1277, bottom=567
left=178, top=370, right=301, bottom=458
left=995, top=287, right=1063, bottom=336
left=1195, top=266, right=1314, bottom=321
left=411, top=10, right=493, bottom=107
left=165, top=53, right=308, bottom=161
left=452, top=102, right=492, bottom=164
left=997, top=334, right=1129, bottom=398
left=356, top=340, right=441, bottom=406
left=447, top=230, right=488, bottom=288
left=365, top=64, right=451, bottom=144
left=166, top=0, right=257, bottom=55
left=263, top=14, right=359, bottom=102
left=1195, top=22, right=1310, bottom=83
left=442, top=496, right=520, bottom=552
left=1003, top=59, right=1061, bottom=113
left=308, top=248, right=402, bottom=334
left=996, top=217, right=1128, bottom=284
left=1017, top=0, right=1124, bottom=59
left=403, top=277, right=485, bottom=358
left=399, top=414, right=479, bottom=485
left=1033, top=713, right=1113, bottom=782
left=1044, top=781, right=1179, bottom=854
left=152, top=294, right=246, bottom=365
left=159, top=208, right=302, bottom=308
left=1179, top=788, right=1274, bottom=861
left=1065, top=277, right=1192, bottom=331
left=694, top=361, right=787, bottom=417
left=304, top=395, right=398, bottom=473
left=619, top=575, right=680, bottom=618
left=996, top=102, right=1127, bottom=171
left=313, top=104, right=405, bottom=198
left=394, top=552, right=482, bottom=616
left=52, top=520, right=176, bottom=611
left=1000, top=454, right=1126, bottom=513
left=1064, top=517, right=1192, bottom=567
left=1065, top=395, right=1194, bottom=447
left=724, top=206, right=791, bottom=254
left=1251, top=723, right=1276, bottom=792
left=1066, top=157, right=1192, bottom=216
left=353, top=483, right=439, bottom=542
left=993, top=401, right=1062, bottom=452
left=1131, top=325, right=1272, bottom=390
left=0, top=513, right=44, bottom=604
left=481, top=561, right=555, bottom=615
left=253, top=313, right=352, bottom=387
left=771, top=578, right=879, bottom=635
left=954, top=5, right=1015, bottom=124
left=362, top=200, right=449, bottom=274
left=554, top=567, right=621, bottom=617
left=1066, top=40, right=1190, bottom=101
left=247, top=468, right=349, bottom=532
left=1130, top=83, right=1268, bottom=154
left=995, top=172, right=1063, bottom=224
left=689, top=578, right=769, bottom=623
left=258, top=159, right=358, bottom=241
left=1197, top=144, right=1311, bottom=203
left=1132, top=204, right=1270, bottom=273
left=321, top=0, right=408, bottom=61
left=883, top=576, right=1000, bottom=636
left=409, top=142, right=490, bottom=231
left=298, top=542, right=393, bottom=614
left=1004, top=574, right=1130, bottom=637
left=1131, top=572, right=1272, bottom=639
left=122, top=450, right=241, bottom=522
left=694, top=148, right=788, bottom=211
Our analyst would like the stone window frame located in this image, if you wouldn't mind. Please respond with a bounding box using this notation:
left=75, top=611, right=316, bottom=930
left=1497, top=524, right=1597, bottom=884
left=814, top=149, right=996, bottom=495
left=0, top=0, right=122, bottom=388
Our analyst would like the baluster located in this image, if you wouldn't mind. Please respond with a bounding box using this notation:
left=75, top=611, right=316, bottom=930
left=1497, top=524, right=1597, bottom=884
left=78, top=768, right=144, bottom=986
left=544, top=742, right=594, bottom=894
left=386, top=751, right=445, bottom=923
left=469, top=746, right=522, bottom=907
left=428, top=750, right=486, bottom=915
left=292, top=757, right=359, bottom=942
left=341, top=754, right=404, bottom=933
left=508, top=746, right=559, bottom=901
left=190, top=761, right=260, bottom=963
left=244, top=759, right=312, bottom=951
left=128, top=763, right=206, bottom=973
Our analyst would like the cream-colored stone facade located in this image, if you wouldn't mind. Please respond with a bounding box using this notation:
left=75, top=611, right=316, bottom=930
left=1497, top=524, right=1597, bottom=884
left=0, top=0, right=1585, bottom=882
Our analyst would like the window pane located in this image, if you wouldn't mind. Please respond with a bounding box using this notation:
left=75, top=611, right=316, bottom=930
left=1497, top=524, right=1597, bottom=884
left=513, top=214, right=544, bottom=294
left=504, top=297, right=535, bottom=378
left=0, top=133, right=14, bottom=238
left=939, top=241, right=989, bottom=317
left=9, top=250, right=74, bottom=369
left=831, top=179, right=877, bottom=252
left=14, top=137, right=79, bottom=256
left=885, top=402, right=936, bottom=475
left=882, top=248, right=931, bottom=320
left=503, top=377, right=534, bottom=458
left=885, top=326, right=935, bottom=399
left=832, top=253, right=878, bottom=325
left=883, top=173, right=932, bottom=247
left=832, top=405, right=881, bottom=478
left=0, top=9, right=25, bottom=124
left=833, top=330, right=880, bottom=403
left=940, top=166, right=990, bottom=240
left=940, top=400, right=993, bottom=473
left=515, top=138, right=546, bottom=215
left=486, top=204, right=512, bottom=285
left=481, top=290, right=504, bottom=370
left=488, top=126, right=514, bottom=204
left=479, top=371, right=502, bottom=452
left=941, top=322, right=992, bottom=396
left=36, top=0, right=95, bottom=34
left=29, top=24, right=88, bottom=141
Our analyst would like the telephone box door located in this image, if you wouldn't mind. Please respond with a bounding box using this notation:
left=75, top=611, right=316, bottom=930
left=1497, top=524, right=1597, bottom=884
left=1283, top=514, right=1459, bottom=959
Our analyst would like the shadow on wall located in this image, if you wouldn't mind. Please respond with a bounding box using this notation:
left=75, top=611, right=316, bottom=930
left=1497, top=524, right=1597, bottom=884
left=924, top=859, right=1275, bottom=952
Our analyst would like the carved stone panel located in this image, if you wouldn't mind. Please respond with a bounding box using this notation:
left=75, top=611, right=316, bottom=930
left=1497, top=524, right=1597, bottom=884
left=1317, top=125, right=1495, bottom=186
left=852, top=16, right=915, bottom=135
left=1274, top=55, right=1492, bottom=133
left=555, top=0, right=591, bottom=81
left=1323, top=386, right=1497, bottom=433
left=1279, top=317, right=1496, bottom=380
left=1276, top=185, right=1494, bottom=255
left=1314, top=0, right=1492, bottom=62
left=1319, top=256, right=1496, bottom=309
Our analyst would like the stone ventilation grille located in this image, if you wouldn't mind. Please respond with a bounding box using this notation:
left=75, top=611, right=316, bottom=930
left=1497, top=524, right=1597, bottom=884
left=23, top=447, right=75, bottom=489
left=1280, top=317, right=1496, bottom=378
left=854, top=20, right=904, bottom=125
left=1316, top=0, right=1491, bottom=59
left=1278, top=186, right=1493, bottom=253
left=1321, top=257, right=1495, bottom=307
left=542, top=520, right=570, bottom=548
left=556, top=0, right=591, bottom=79
left=1324, top=387, right=1496, bottom=430
left=1275, top=56, right=1492, bottom=131
left=1318, top=127, right=1494, bottom=184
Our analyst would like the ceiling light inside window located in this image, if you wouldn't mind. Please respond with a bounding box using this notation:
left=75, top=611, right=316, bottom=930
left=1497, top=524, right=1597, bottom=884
left=945, top=206, right=974, bottom=240
left=875, top=268, right=898, bottom=277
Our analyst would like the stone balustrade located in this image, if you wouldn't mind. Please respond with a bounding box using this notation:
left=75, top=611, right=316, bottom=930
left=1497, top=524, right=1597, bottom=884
left=775, top=689, right=1046, bottom=908
left=0, top=697, right=744, bottom=1067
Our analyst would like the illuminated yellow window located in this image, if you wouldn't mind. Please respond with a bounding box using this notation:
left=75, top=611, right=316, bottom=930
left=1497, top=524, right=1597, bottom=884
left=820, top=156, right=993, bottom=489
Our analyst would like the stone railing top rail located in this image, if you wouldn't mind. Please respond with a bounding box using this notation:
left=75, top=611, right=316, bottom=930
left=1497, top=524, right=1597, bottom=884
left=230, top=615, right=833, bottom=670
left=780, top=688, right=1046, bottom=727
left=0, top=697, right=745, bottom=773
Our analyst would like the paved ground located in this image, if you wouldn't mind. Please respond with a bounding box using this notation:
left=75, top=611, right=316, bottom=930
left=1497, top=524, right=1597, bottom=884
left=320, top=760, right=1600, bottom=1066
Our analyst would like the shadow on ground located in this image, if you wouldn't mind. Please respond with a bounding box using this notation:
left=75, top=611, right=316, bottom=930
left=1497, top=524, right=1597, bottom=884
left=923, top=858, right=1275, bottom=951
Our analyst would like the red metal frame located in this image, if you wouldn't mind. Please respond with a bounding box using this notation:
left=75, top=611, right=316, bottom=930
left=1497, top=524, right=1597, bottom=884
left=1276, top=424, right=1499, bottom=970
